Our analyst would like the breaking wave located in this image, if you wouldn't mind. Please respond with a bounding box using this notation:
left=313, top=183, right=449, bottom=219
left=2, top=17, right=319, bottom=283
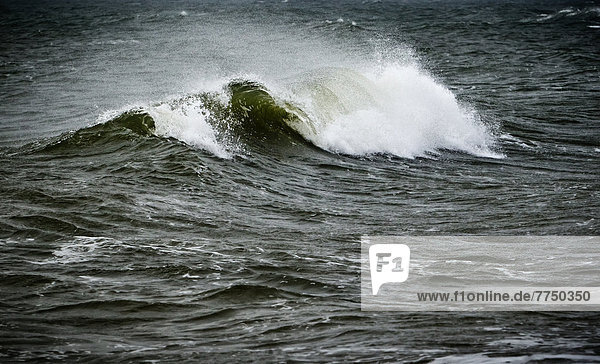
left=40, top=63, right=502, bottom=159
left=527, top=6, right=600, bottom=23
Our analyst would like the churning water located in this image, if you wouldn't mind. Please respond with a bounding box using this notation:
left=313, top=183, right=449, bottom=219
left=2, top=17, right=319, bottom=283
left=1, top=0, right=599, bottom=361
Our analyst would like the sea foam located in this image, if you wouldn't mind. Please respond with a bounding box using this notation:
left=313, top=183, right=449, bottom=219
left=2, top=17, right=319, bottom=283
left=147, top=99, right=231, bottom=159
left=285, top=63, right=502, bottom=159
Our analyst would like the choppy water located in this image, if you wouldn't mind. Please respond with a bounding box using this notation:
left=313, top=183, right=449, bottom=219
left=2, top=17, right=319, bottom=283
left=1, top=0, right=599, bottom=361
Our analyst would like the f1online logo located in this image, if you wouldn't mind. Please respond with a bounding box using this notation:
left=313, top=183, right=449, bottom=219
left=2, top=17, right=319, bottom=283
left=369, top=244, right=410, bottom=295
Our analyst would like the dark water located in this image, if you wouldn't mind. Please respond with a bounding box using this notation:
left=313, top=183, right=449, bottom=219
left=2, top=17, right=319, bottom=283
left=1, top=0, right=599, bottom=361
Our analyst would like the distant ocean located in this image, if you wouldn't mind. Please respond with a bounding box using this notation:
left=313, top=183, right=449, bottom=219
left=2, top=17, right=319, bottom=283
left=1, top=0, right=599, bottom=361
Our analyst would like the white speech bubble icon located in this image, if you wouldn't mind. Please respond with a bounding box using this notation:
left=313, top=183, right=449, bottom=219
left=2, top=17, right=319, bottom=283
left=369, top=244, right=410, bottom=295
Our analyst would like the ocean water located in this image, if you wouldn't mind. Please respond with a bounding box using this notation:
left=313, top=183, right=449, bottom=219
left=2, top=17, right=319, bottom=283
left=1, top=0, right=599, bottom=361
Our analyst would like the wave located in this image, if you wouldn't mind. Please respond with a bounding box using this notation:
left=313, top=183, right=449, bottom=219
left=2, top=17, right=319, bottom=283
left=528, top=7, right=600, bottom=23
left=39, top=63, right=502, bottom=159
left=315, top=18, right=370, bottom=32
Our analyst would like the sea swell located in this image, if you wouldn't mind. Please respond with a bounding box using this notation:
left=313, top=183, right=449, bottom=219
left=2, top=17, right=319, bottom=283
left=35, top=63, right=503, bottom=160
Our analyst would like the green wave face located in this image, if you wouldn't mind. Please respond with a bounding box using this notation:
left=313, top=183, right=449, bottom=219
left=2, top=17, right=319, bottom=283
left=32, top=110, right=157, bottom=155
left=226, top=80, right=309, bottom=145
